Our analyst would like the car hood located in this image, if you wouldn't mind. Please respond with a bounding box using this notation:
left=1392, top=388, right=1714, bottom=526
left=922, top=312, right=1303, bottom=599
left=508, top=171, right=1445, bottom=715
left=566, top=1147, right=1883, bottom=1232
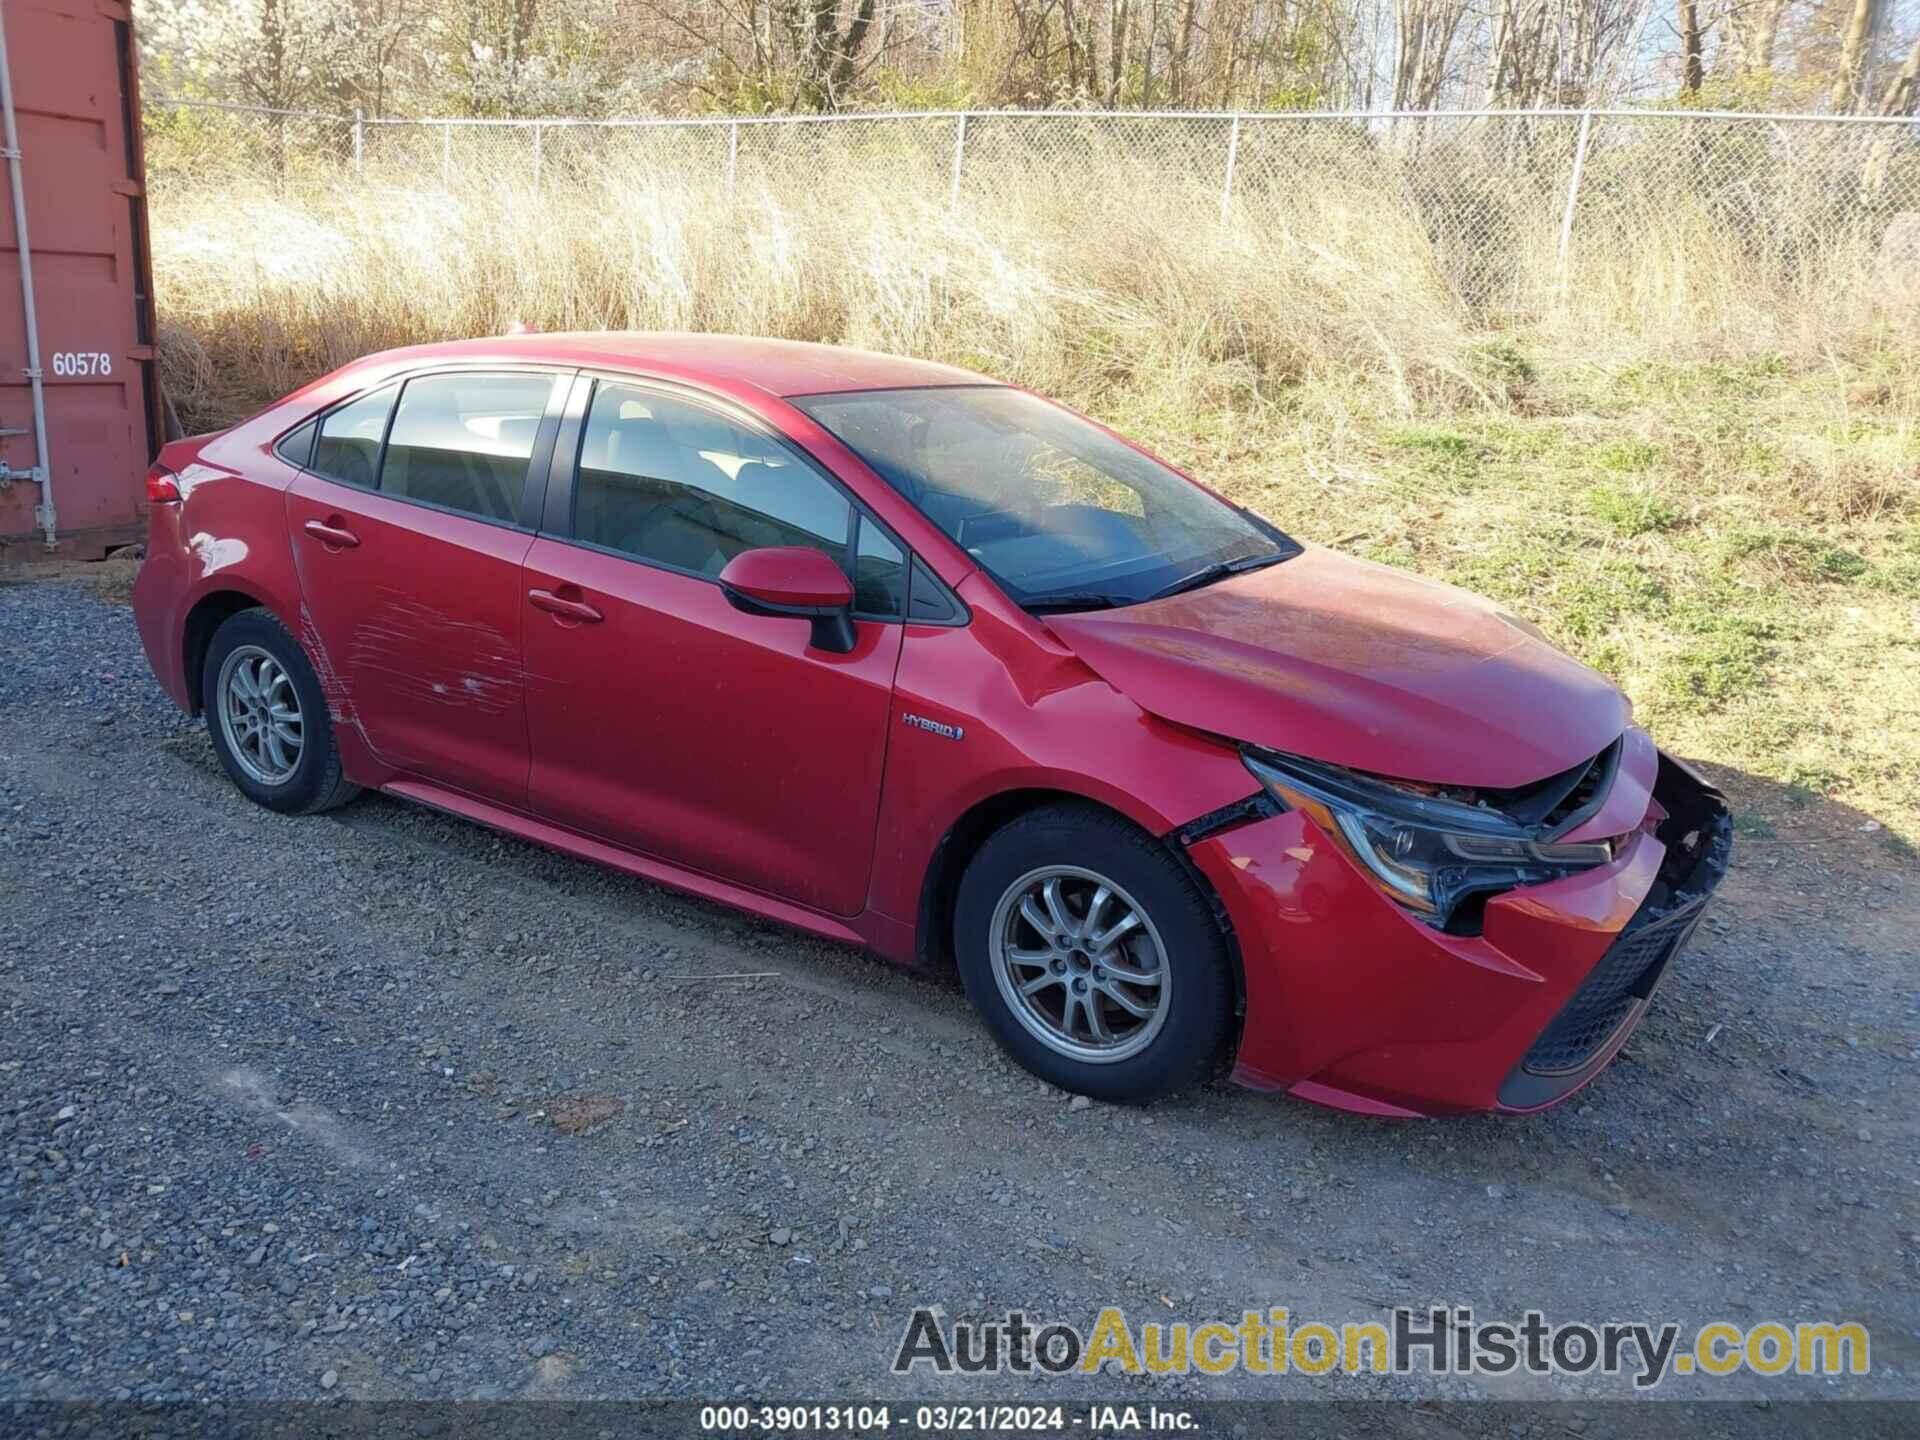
left=1043, top=545, right=1630, bottom=788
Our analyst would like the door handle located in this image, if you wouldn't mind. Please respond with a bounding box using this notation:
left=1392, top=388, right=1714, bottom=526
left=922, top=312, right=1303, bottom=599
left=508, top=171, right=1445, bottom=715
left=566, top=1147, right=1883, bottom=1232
left=528, top=587, right=604, bottom=624
left=302, top=518, right=361, bottom=549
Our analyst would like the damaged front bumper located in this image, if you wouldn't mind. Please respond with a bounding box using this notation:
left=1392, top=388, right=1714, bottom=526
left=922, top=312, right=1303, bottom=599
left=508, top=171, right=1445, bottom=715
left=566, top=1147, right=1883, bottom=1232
left=1497, top=752, right=1731, bottom=1109
left=1186, top=739, right=1732, bottom=1117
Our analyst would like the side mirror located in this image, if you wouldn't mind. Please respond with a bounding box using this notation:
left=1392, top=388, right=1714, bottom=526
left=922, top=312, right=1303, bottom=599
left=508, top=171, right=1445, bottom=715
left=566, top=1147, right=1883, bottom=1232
left=718, top=546, right=857, bottom=654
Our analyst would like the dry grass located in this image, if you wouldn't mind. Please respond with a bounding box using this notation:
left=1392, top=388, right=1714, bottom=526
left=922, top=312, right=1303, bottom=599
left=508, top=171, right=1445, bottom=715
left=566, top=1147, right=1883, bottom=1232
left=148, top=156, right=1920, bottom=845
left=150, top=156, right=1499, bottom=425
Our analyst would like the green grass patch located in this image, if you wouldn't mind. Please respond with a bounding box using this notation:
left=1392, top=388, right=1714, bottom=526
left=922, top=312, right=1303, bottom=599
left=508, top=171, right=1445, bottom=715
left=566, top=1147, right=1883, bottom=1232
left=1442, top=532, right=1565, bottom=604
left=1604, top=353, right=1789, bottom=406
left=1865, top=556, right=1920, bottom=597
left=1719, top=528, right=1878, bottom=585
left=1553, top=559, right=1669, bottom=641
left=1720, top=526, right=1801, bottom=559
left=1781, top=761, right=1842, bottom=797
left=1813, top=547, right=1868, bottom=581
left=1594, top=439, right=1659, bottom=473
left=1584, top=483, right=1680, bottom=536
left=1649, top=586, right=1791, bottom=709
left=1388, top=426, right=1481, bottom=464
left=1465, top=339, right=1539, bottom=401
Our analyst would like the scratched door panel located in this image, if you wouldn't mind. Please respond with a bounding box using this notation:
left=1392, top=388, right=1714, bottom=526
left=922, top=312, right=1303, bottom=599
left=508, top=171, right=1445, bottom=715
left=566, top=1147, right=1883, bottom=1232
left=287, top=471, right=536, bottom=807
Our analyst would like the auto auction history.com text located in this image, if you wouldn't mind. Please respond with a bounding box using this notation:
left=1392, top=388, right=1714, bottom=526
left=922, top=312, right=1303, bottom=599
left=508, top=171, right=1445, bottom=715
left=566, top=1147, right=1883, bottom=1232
left=892, top=1304, right=1869, bottom=1390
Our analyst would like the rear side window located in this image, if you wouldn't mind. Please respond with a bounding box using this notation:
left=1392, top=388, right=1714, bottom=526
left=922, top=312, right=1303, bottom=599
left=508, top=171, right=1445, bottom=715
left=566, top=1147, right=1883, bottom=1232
left=274, top=419, right=317, bottom=469
left=311, top=387, right=396, bottom=489
left=381, top=373, right=554, bottom=524
left=574, top=383, right=852, bottom=578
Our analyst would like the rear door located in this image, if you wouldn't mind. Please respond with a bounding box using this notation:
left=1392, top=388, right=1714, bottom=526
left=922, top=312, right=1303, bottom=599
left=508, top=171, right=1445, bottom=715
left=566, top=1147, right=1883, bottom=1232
left=520, top=376, right=907, bottom=916
left=285, top=368, right=570, bottom=807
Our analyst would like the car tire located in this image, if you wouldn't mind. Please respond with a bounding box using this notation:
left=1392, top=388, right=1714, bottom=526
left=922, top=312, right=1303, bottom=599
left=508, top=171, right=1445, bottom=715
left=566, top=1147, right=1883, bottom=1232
left=955, top=802, right=1232, bottom=1103
left=201, top=608, right=360, bottom=816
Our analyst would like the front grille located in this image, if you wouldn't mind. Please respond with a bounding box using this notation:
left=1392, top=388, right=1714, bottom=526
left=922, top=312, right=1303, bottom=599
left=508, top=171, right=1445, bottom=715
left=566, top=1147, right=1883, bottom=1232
left=1501, top=752, right=1733, bottom=1105
left=1521, top=901, right=1705, bottom=1074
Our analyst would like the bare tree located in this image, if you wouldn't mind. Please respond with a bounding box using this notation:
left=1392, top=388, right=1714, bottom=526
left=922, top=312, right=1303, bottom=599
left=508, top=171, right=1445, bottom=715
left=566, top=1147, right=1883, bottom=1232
left=1675, top=0, right=1706, bottom=91
left=1880, top=31, right=1920, bottom=113
left=1727, top=0, right=1789, bottom=73
left=1486, top=0, right=1653, bottom=106
left=1393, top=0, right=1473, bottom=107
left=345, top=0, right=419, bottom=117
left=783, top=0, right=883, bottom=107
left=143, top=0, right=1899, bottom=116
left=1826, top=0, right=1879, bottom=110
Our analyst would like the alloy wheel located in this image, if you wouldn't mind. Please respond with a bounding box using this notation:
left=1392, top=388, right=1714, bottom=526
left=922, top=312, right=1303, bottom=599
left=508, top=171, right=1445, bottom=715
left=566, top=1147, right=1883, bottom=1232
left=217, top=644, right=304, bottom=786
left=987, top=865, right=1171, bottom=1064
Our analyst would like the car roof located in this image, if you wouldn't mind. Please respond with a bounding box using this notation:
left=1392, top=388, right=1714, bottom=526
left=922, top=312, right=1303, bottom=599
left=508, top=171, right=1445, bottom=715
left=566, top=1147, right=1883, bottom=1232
left=356, top=332, right=995, bottom=399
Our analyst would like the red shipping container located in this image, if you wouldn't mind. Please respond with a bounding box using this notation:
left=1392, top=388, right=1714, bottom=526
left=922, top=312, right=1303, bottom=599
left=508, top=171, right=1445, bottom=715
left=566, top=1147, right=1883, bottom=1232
left=1, top=0, right=163, bottom=560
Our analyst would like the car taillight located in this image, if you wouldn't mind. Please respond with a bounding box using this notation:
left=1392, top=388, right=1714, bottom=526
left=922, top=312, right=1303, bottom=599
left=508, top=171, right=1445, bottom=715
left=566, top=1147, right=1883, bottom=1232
left=146, top=468, right=181, bottom=503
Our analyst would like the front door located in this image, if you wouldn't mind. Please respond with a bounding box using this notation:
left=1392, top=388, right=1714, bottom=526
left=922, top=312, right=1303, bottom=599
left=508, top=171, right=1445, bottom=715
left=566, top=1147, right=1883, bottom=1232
left=521, top=379, right=907, bottom=917
left=285, top=370, right=566, bottom=806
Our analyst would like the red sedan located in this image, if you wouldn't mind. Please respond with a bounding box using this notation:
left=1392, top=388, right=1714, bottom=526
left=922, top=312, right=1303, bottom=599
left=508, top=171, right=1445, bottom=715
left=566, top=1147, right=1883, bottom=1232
left=131, top=334, right=1730, bottom=1115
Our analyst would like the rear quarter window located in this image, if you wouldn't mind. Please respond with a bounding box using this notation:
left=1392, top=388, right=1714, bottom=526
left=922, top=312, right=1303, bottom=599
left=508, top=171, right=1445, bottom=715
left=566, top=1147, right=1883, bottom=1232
left=273, top=419, right=317, bottom=469
left=311, top=386, right=398, bottom=489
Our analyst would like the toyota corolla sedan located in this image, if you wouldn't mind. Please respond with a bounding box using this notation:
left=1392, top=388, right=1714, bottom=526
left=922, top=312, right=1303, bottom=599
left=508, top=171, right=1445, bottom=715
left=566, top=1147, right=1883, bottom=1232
left=131, top=333, right=1730, bottom=1115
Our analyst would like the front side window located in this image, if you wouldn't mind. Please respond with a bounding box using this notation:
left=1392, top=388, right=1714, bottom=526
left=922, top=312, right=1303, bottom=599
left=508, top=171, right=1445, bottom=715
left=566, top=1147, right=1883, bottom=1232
left=793, top=386, right=1298, bottom=611
left=379, top=372, right=554, bottom=524
left=310, top=386, right=396, bottom=489
left=574, top=383, right=853, bottom=581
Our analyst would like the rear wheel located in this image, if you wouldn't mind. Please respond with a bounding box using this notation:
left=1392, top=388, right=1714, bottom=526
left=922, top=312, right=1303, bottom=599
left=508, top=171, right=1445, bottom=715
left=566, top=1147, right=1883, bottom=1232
left=955, top=803, right=1231, bottom=1103
left=202, top=609, right=359, bottom=815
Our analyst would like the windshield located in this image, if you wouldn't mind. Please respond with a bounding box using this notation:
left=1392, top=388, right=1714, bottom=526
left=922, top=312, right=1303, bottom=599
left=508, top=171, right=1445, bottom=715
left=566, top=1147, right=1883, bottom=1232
left=792, top=386, right=1297, bottom=610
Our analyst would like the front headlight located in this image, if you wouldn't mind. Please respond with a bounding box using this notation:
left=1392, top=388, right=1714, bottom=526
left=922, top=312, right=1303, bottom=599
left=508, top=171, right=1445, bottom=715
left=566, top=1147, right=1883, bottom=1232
left=1242, top=750, right=1614, bottom=929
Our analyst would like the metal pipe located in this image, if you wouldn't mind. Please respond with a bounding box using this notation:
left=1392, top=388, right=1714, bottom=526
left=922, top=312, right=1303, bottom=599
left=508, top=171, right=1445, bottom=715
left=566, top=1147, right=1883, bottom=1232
left=146, top=96, right=1920, bottom=132
left=948, top=114, right=967, bottom=205
left=1557, top=109, right=1594, bottom=280
left=356, top=105, right=1920, bottom=129
left=1219, top=114, right=1241, bottom=219
left=0, top=0, right=54, bottom=546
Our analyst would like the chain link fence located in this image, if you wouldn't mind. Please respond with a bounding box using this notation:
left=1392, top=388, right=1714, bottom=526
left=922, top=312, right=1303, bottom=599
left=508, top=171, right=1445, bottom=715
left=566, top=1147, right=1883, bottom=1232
left=142, top=100, right=1920, bottom=318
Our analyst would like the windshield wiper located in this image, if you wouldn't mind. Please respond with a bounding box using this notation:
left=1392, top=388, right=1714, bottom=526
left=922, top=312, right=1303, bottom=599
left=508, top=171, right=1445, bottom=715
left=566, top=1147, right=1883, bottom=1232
left=1021, top=592, right=1132, bottom=614
left=1145, top=550, right=1288, bottom=603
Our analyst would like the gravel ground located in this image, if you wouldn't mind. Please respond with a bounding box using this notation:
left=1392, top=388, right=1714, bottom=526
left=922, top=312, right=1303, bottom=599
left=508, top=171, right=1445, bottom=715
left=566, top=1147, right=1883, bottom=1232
left=1, top=573, right=1915, bottom=1408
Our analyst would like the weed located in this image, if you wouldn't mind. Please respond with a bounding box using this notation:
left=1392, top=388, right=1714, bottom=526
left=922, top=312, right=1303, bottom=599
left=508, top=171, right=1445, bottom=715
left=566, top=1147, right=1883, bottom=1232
left=1813, top=548, right=1868, bottom=581
left=1585, top=484, right=1680, bottom=536
left=1595, top=439, right=1659, bottom=473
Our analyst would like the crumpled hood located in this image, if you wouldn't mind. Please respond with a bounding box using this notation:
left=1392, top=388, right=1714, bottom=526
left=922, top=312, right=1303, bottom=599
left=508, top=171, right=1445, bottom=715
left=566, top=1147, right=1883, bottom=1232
left=1044, top=545, right=1630, bottom=788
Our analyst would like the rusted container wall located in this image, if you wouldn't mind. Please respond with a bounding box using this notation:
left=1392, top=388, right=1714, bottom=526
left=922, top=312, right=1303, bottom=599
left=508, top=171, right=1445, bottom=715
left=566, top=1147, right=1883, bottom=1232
left=1, top=0, right=162, bottom=561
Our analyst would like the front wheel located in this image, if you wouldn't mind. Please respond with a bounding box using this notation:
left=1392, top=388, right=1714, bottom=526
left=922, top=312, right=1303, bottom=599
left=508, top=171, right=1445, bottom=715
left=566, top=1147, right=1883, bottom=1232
left=955, top=803, right=1233, bottom=1103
